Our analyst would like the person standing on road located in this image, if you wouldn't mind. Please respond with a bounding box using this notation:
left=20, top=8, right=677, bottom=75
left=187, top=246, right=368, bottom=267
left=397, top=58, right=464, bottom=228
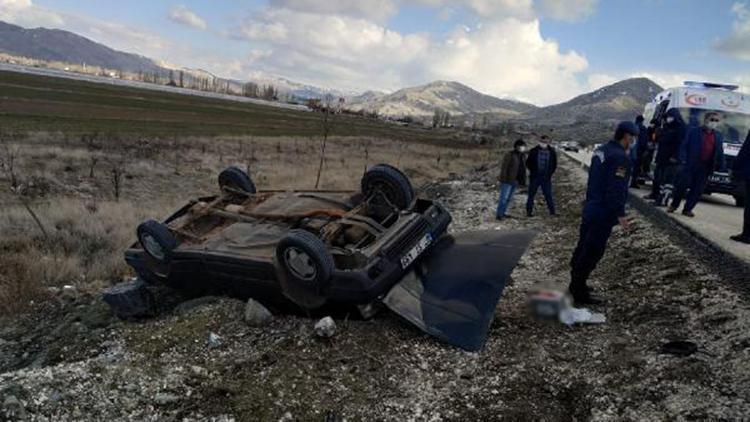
left=630, top=115, right=649, bottom=188
left=569, top=122, right=638, bottom=305
left=731, top=130, right=750, bottom=244
left=668, top=112, right=727, bottom=217
left=649, top=109, right=687, bottom=205
left=525, top=135, right=557, bottom=217
left=496, top=139, right=527, bottom=220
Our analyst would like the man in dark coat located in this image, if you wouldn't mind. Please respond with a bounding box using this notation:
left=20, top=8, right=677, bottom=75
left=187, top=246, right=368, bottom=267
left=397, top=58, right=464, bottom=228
left=731, top=130, right=750, bottom=244
left=668, top=112, right=727, bottom=217
left=525, top=135, right=557, bottom=216
left=569, top=122, right=637, bottom=305
left=649, top=108, right=687, bottom=205
left=496, top=139, right=527, bottom=220
left=630, top=115, right=649, bottom=188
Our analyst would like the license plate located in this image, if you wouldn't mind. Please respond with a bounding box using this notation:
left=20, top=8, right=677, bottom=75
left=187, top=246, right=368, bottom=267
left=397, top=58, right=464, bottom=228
left=400, top=233, right=433, bottom=269
left=709, top=175, right=730, bottom=184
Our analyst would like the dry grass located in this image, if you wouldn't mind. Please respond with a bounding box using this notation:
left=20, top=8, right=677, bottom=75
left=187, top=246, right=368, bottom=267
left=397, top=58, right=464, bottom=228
left=0, top=199, right=175, bottom=315
left=0, top=132, right=494, bottom=316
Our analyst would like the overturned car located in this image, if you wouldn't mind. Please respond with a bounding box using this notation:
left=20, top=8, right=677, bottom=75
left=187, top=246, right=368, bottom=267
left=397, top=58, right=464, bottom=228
left=125, top=164, right=451, bottom=311
left=116, top=164, right=536, bottom=351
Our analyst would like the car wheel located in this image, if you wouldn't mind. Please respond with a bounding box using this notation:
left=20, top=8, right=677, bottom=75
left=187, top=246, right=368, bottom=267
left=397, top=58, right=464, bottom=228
left=276, top=230, right=334, bottom=308
left=137, top=220, right=178, bottom=263
left=361, top=164, right=415, bottom=210
left=218, top=166, right=257, bottom=194
left=734, top=195, right=746, bottom=207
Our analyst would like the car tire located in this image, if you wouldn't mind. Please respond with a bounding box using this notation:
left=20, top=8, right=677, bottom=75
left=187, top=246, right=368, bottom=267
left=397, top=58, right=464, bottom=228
left=361, top=164, right=414, bottom=210
left=276, top=230, right=334, bottom=307
left=218, top=166, right=256, bottom=194
left=137, top=220, right=178, bottom=263
left=734, top=195, right=746, bottom=207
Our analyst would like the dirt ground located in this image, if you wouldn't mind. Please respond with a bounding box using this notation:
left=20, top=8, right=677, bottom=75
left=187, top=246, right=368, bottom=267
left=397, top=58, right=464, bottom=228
left=2, top=157, right=750, bottom=421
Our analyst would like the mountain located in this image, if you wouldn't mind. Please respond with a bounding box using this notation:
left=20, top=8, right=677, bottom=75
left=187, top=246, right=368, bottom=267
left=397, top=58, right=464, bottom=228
left=245, top=74, right=359, bottom=100
left=346, top=80, right=537, bottom=117
left=530, top=78, right=663, bottom=124
left=0, top=20, right=346, bottom=101
left=0, top=21, right=164, bottom=74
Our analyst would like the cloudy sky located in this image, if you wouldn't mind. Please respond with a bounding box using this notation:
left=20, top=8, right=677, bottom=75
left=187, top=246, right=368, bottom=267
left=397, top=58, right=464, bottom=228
left=1, top=0, right=749, bottom=105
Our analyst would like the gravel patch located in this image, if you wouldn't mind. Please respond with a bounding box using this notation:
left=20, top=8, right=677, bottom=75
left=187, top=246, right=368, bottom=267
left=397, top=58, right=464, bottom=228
left=2, top=161, right=750, bottom=420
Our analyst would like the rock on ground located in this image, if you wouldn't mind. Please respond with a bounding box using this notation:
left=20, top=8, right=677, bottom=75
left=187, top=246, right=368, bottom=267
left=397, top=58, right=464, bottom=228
left=314, top=317, right=337, bottom=338
left=244, top=298, right=273, bottom=327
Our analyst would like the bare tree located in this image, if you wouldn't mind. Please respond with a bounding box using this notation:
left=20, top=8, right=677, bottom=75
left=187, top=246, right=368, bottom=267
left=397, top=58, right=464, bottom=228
left=433, top=109, right=443, bottom=128
left=108, top=147, right=129, bottom=201
left=82, top=132, right=100, bottom=178
left=315, top=94, right=341, bottom=189
left=0, top=133, right=49, bottom=240
left=362, top=138, right=372, bottom=176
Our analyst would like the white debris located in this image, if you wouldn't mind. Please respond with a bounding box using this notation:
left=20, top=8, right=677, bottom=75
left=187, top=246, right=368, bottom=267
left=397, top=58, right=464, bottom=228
left=207, top=332, right=222, bottom=349
left=559, top=307, right=606, bottom=326
left=314, top=317, right=336, bottom=338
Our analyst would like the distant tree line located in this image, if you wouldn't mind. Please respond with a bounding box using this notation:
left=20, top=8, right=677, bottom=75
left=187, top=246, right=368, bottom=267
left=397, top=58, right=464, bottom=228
left=432, top=108, right=452, bottom=128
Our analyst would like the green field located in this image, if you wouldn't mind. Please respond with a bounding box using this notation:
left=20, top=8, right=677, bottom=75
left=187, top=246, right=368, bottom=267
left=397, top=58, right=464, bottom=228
left=0, top=70, right=452, bottom=141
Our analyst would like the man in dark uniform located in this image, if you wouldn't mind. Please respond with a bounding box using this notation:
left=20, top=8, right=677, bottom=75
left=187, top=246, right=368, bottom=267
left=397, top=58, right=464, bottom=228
left=630, top=115, right=648, bottom=188
left=731, top=130, right=750, bottom=244
left=569, top=121, right=638, bottom=305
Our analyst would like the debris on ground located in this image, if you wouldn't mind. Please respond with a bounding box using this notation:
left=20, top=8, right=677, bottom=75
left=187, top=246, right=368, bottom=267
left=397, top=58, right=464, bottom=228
left=314, top=316, right=337, bottom=338
left=207, top=332, right=223, bottom=349
left=102, top=279, right=155, bottom=319
left=558, top=307, right=607, bottom=326
left=244, top=298, right=273, bottom=327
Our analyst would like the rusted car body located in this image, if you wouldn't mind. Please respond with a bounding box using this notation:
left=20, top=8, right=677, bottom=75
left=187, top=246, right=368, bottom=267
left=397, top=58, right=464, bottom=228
left=125, top=165, right=451, bottom=310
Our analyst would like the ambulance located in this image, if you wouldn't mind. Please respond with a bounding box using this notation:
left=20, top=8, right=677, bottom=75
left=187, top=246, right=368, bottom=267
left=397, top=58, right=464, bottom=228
left=644, top=82, right=750, bottom=206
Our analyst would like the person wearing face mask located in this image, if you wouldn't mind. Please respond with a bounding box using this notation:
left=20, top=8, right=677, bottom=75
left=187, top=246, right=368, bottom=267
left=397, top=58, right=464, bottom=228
left=525, top=135, right=558, bottom=217
left=668, top=112, right=727, bottom=217
left=568, top=122, right=637, bottom=305
left=496, top=139, right=527, bottom=220
left=649, top=109, right=687, bottom=204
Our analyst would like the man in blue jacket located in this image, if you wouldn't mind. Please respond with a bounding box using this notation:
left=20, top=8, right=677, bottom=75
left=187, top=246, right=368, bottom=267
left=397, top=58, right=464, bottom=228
left=569, top=121, right=637, bottom=305
left=731, top=130, right=750, bottom=244
left=668, top=112, right=727, bottom=217
left=525, top=135, right=557, bottom=217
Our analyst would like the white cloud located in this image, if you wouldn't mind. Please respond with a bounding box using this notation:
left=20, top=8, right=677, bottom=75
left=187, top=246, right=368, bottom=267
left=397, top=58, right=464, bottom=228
left=716, top=2, right=750, bottom=60
left=427, top=19, right=588, bottom=104
left=168, top=5, right=207, bottom=30
left=231, top=7, right=589, bottom=105
left=0, top=0, right=63, bottom=27
left=632, top=71, right=711, bottom=90
left=586, top=73, right=619, bottom=91
left=270, top=0, right=399, bottom=22
left=412, top=0, right=596, bottom=21
left=538, top=0, right=598, bottom=22
left=411, top=0, right=534, bottom=20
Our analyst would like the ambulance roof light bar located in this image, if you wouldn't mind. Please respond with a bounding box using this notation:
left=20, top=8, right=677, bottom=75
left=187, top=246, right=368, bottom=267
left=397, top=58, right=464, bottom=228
left=684, top=81, right=739, bottom=91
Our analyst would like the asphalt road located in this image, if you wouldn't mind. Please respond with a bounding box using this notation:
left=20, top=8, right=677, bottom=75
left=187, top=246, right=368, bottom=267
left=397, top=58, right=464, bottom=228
left=563, top=148, right=750, bottom=265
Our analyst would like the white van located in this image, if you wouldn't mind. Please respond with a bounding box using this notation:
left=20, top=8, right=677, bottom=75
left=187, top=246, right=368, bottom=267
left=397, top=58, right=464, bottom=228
left=644, top=81, right=750, bottom=206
